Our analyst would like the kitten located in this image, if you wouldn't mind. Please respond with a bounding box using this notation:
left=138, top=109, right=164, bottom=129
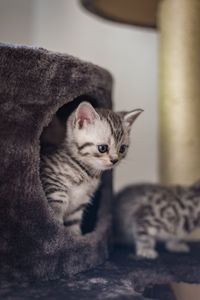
left=40, top=102, right=143, bottom=235
left=114, top=182, right=200, bottom=259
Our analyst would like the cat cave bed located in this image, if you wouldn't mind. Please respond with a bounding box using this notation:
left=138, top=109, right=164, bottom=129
left=1, top=44, right=200, bottom=300
left=0, top=43, right=113, bottom=282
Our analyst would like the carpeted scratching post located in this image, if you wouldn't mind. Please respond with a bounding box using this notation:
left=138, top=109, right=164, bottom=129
left=0, top=43, right=113, bottom=283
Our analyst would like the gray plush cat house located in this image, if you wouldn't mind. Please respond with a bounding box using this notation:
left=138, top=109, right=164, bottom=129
left=0, top=43, right=113, bottom=281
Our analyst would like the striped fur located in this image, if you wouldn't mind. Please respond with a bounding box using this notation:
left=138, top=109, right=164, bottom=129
left=41, top=102, right=142, bottom=235
left=114, top=182, right=200, bottom=258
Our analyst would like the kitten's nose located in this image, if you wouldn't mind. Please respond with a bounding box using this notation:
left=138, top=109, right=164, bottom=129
left=110, top=158, right=118, bottom=165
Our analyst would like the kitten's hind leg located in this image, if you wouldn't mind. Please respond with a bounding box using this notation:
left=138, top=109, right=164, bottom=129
left=135, top=233, right=158, bottom=259
left=166, top=240, right=190, bottom=253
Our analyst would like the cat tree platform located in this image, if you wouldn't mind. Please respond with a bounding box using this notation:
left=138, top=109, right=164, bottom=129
left=3, top=244, right=200, bottom=299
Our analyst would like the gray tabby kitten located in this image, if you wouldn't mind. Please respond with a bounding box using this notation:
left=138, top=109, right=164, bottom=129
left=41, top=101, right=143, bottom=235
left=114, top=182, right=200, bottom=259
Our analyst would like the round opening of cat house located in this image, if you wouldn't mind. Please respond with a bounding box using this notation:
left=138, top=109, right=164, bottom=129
left=39, top=95, right=103, bottom=234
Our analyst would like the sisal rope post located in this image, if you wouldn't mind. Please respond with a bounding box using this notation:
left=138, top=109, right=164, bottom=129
left=158, top=0, right=200, bottom=185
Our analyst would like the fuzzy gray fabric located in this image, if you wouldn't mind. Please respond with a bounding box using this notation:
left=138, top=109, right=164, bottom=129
left=1, top=245, right=180, bottom=300
left=0, top=43, right=113, bottom=282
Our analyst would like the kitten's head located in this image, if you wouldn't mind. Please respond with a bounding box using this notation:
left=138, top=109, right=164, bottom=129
left=67, top=102, right=143, bottom=172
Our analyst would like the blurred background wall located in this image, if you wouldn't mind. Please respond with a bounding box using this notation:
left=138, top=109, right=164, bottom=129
left=0, top=0, right=158, bottom=191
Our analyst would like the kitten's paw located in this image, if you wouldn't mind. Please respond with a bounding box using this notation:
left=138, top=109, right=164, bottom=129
left=136, top=248, right=158, bottom=259
left=166, top=241, right=190, bottom=253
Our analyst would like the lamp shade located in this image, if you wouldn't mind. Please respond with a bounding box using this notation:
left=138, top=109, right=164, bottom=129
left=80, top=0, right=160, bottom=28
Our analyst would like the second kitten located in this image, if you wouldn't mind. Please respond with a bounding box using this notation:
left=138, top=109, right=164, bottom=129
left=114, top=182, right=200, bottom=258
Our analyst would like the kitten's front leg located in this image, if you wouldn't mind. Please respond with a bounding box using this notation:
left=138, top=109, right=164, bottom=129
left=64, top=219, right=81, bottom=235
left=166, top=240, right=190, bottom=253
left=135, top=237, right=158, bottom=259
left=134, top=226, right=158, bottom=259
left=47, top=190, right=69, bottom=225
left=64, top=207, right=84, bottom=235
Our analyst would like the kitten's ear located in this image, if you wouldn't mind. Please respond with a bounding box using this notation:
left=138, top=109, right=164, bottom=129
left=122, top=109, right=143, bottom=128
left=75, top=102, right=100, bottom=129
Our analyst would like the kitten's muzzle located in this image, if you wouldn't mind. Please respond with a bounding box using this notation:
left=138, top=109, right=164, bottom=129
left=110, top=159, right=118, bottom=165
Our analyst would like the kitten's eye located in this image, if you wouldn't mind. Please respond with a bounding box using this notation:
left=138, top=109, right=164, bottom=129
left=119, top=144, right=127, bottom=154
left=98, top=144, right=109, bottom=153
